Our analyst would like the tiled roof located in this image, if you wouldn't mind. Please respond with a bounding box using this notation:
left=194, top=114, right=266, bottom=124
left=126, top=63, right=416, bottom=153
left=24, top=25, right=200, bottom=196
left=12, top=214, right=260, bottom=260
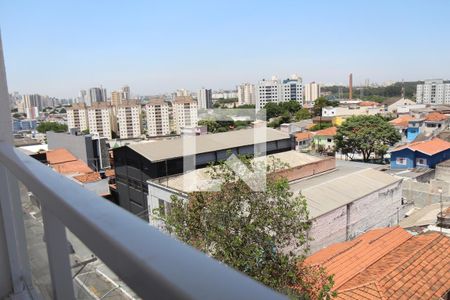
left=105, top=169, right=115, bottom=177
left=425, top=112, right=448, bottom=122
left=46, top=148, right=78, bottom=164
left=46, top=148, right=94, bottom=175
left=389, top=115, right=413, bottom=128
left=174, top=96, right=195, bottom=104
left=359, top=101, right=380, bottom=107
left=295, top=132, right=313, bottom=141
left=51, top=160, right=94, bottom=175
left=391, top=138, right=450, bottom=155
left=303, top=227, right=450, bottom=300
left=73, top=172, right=102, bottom=183
left=147, top=98, right=167, bottom=106
left=314, top=127, right=337, bottom=137
left=335, top=282, right=384, bottom=299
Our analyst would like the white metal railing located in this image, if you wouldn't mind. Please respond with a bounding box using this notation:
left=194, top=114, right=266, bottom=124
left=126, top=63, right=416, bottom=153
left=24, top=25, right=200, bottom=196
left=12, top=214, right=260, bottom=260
left=0, top=31, right=285, bottom=299
left=0, top=142, right=286, bottom=300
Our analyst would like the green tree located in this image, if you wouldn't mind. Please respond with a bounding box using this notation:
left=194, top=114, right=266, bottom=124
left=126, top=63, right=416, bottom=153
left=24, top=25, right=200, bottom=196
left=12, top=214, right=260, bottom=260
left=236, top=104, right=256, bottom=109
left=313, top=97, right=338, bottom=117
left=155, top=158, right=326, bottom=296
left=280, top=101, right=301, bottom=114
left=198, top=119, right=220, bottom=132
left=12, top=112, right=24, bottom=119
left=265, top=101, right=302, bottom=120
left=265, top=102, right=284, bottom=119
left=309, top=123, right=332, bottom=131
left=198, top=119, right=234, bottom=133
left=295, top=108, right=311, bottom=121
left=36, top=122, right=68, bottom=133
left=335, top=115, right=401, bottom=162
left=268, top=113, right=291, bottom=128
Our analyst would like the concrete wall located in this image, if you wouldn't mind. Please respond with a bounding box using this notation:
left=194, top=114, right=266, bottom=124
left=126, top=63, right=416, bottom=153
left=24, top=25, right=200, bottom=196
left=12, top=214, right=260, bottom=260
left=271, top=157, right=336, bottom=182
left=403, top=179, right=450, bottom=207
left=308, top=180, right=403, bottom=254
left=148, top=174, right=405, bottom=256
left=82, top=179, right=110, bottom=196
left=148, top=182, right=187, bottom=228
left=47, top=132, right=95, bottom=169
left=436, top=163, right=450, bottom=182
left=307, top=207, right=347, bottom=253
left=313, top=136, right=335, bottom=151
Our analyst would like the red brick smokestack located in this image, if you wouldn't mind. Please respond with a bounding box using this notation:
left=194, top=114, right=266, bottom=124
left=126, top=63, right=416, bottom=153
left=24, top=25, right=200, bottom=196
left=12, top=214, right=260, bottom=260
left=349, top=73, right=353, bottom=100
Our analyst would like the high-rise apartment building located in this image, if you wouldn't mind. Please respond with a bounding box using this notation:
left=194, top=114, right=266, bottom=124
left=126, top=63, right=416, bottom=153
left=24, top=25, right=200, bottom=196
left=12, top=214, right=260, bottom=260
left=416, top=79, right=450, bottom=104
left=67, top=103, right=88, bottom=132
left=111, top=91, right=122, bottom=106
left=89, top=87, right=107, bottom=103
left=122, top=85, right=130, bottom=100
left=173, top=96, right=198, bottom=134
left=237, top=83, right=255, bottom=105
left=87, top=102, right=115, bottom=139
left=25, top=107, right=39, bottom=119
left=255, top=77, right=281, bottom=110
left=146, top=99, right=170, bottom=136
left=255, top=75, right=303, bottom=110
left=78, top=90, right=87, bottom=104
left=176, top=89, right=190, bottom=97
left=197, top=88, right=212, bottom=109
left=304, top=82, right=321, bottom=105
left=117, top=100, right=142, bottom=138
left=281, top=74, right=303, bottom=103
left=23, top=94, right=43, bottom=111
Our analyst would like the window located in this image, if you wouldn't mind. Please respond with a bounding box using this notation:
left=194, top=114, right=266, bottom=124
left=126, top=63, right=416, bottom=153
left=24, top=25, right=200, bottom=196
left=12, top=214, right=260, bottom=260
left=396, top=157, right=407, bottom=165
left=416, top=158, right=427, bottom=166
left=158, top=199, right=172, bottom=217
left=158, top=199, right=166, bottom=217
left=327, top=138, right=332, bottom=143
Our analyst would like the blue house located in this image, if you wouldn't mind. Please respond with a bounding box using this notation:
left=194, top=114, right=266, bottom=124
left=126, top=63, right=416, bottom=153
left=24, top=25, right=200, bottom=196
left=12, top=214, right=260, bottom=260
left=390, top=138, right=450, bottom=169
left=406, top=119, right=424, bottom=142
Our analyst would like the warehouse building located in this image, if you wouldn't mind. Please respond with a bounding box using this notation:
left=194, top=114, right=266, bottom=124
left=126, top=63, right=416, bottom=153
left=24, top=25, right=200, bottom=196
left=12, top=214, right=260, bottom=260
left=113, top=128, right=294, bottom=218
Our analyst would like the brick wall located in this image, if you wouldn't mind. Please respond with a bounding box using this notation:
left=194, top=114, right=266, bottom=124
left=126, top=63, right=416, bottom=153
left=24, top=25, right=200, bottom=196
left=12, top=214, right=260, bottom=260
left=271, top=157, right=336, bottom=182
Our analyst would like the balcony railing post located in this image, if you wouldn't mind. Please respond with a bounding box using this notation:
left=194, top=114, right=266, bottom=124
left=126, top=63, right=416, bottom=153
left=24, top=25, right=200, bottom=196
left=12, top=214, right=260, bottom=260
left=0, top=164, right=36, bottom=297
left=41, top=205, right=76, bottom=300
left=0, top=30, right=37, bottom=298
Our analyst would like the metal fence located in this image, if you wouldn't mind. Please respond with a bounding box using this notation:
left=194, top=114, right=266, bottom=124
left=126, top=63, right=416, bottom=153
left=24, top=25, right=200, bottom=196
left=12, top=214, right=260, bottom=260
left=0, top=33, right=285, bottom=300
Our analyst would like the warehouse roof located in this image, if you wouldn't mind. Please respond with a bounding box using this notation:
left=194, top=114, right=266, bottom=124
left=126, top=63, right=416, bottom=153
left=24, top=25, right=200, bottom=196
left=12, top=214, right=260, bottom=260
left=291, top=167, right=401, bottom=218
left=151, top=151, right=323, bottom=192
left=127, top=128, right=290, bottom=162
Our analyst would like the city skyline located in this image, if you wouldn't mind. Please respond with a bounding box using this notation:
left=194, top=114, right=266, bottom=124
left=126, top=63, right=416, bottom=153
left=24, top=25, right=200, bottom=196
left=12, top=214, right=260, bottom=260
left=1, top=0, right=450, bottom=98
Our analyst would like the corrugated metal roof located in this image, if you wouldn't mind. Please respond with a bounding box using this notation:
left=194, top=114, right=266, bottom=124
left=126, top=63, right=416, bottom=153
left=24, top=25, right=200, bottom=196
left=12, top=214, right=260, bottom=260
left=128, top=128, right=290, bottom=162
left=297, top=168, right=401, bottom=218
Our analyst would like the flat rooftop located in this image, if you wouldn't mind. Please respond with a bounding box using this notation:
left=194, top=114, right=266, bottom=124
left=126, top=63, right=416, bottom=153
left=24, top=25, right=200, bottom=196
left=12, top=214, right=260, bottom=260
left=150, top=151, right=324, bottom=193
left=127, top=128, right=290, bottom=162
left=151, top=159, right=399, bottom=220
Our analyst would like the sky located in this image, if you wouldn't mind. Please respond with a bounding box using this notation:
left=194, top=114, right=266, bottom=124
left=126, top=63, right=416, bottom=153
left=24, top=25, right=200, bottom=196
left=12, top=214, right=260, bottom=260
left=1, top=0, right=450, bottom=98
